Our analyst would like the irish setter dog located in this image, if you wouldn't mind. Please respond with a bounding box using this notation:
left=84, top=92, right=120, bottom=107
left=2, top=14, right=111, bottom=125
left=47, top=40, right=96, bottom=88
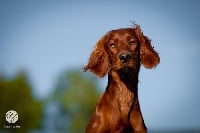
left=83, top=25, right=160, bottom=133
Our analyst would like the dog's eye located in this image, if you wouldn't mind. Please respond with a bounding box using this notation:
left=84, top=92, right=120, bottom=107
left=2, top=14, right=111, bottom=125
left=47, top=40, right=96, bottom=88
left=129, top=39, right=137, bottom=45
left=110, top=43, right=116, bottom=48
left=109, top=41, right=116, bottom=48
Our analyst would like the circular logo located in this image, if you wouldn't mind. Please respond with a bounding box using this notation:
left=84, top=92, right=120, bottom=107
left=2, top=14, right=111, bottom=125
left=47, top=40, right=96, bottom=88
left=5, top=110, right=18, bottom=124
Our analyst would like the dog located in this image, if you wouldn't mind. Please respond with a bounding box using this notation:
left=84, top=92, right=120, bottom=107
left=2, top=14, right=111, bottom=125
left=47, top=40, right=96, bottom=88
left=83, top=24, right=160, bottom=133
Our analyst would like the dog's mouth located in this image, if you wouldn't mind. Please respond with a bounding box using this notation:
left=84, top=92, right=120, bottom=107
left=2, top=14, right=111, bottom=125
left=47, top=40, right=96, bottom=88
left=118, top=60, right=139, bottom=74
left=111, top=60, right=133, bottom=70
left=120, top=64, right=133, bottom=73
left=111, top=61, right=139, bottom=79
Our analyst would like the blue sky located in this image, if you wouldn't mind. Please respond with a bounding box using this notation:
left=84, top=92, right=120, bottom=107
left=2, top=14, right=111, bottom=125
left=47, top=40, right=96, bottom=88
left=0, top=0, right=200, bottom=130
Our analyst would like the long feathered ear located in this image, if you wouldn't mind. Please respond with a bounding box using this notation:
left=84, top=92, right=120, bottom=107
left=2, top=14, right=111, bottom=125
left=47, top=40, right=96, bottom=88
left=134, top=25, right=160, bottom=68
left=83, top=35, right=110, bottom=77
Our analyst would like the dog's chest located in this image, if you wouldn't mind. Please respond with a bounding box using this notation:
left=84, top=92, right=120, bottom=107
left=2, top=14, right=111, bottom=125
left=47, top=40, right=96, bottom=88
left=117, top=82, right=135, bottom=114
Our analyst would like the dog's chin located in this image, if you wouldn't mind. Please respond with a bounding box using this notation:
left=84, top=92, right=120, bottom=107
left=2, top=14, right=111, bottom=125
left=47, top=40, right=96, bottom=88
left=113, top=62, right=137, bottom=74
left=118, top=65, right=133, bottom=74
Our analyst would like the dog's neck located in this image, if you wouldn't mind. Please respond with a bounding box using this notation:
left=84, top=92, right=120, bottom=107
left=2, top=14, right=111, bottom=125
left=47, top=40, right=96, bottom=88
left=108, top=69, right=139, bottom=93
left=107, top=70, right=139, bottom=115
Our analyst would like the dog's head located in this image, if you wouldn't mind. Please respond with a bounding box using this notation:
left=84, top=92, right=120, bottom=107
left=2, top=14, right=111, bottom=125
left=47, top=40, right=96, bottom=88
left=84, top=25, right=160, bottom=77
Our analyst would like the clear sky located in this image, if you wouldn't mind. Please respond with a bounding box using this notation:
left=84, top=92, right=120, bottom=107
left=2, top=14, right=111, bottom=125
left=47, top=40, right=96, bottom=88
left=0, top=0, right=200, bottom=131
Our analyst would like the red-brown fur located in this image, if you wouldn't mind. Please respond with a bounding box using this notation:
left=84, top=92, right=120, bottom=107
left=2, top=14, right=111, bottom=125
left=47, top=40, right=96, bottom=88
left=83, top=25, right=160, bottom=133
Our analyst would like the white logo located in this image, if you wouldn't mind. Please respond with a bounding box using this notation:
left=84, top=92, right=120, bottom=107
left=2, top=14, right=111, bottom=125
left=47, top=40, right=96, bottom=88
left=5, top=110, right=18, bottom=124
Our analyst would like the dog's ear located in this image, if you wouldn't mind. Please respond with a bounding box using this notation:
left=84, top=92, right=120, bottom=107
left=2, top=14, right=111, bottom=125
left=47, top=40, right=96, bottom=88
left=134, top=25, right=160, bottom=68
left=83, top=35, right=110, bottom=77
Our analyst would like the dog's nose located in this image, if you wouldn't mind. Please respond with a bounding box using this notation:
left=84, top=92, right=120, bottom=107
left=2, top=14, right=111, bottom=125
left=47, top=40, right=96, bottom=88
left=119, top=52, right=132, bottom=63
